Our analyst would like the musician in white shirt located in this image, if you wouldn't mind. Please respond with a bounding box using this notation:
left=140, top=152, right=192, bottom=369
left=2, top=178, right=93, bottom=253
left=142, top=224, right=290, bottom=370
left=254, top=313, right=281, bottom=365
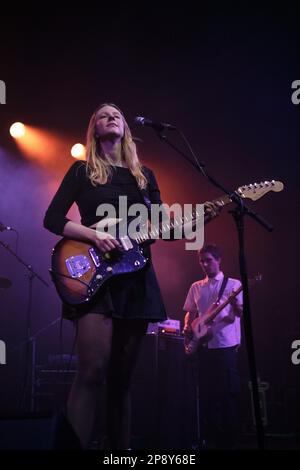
left=183, top=244, right=243, bottom=449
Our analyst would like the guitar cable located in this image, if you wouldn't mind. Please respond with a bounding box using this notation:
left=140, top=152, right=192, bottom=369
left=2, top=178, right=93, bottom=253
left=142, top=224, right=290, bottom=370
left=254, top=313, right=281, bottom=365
left=50, top=269, right=91, bottom=287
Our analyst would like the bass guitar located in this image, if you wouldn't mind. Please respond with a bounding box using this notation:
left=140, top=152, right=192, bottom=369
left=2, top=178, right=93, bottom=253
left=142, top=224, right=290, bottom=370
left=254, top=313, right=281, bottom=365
left=184, top=275, right=262, bottom=355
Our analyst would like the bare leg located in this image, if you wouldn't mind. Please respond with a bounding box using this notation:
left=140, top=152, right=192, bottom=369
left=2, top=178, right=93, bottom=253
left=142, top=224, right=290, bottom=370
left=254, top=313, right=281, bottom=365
left=67, top=313, right=113, bottom=449
left=106, top=319, right=148, bottom=449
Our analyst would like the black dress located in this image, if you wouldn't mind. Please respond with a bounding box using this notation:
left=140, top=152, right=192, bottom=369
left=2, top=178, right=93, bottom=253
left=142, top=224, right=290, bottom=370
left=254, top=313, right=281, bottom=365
left=44, top=161, right=167, bottom=322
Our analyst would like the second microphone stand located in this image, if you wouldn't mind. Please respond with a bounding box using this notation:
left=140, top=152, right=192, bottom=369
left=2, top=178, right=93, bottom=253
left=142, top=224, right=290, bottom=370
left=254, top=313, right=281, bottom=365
left=0, top=239, right=49, bottom=412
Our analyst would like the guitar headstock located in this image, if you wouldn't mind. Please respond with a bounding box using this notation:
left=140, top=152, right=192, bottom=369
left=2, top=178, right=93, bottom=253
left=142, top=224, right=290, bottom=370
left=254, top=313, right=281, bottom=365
left=236, top=180, right=284, bottom=201
left=248, top=273, right=263, bottom=287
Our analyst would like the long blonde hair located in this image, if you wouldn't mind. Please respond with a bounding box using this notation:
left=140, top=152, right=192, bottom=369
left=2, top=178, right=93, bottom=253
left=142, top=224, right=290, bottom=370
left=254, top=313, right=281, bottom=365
left=85, top=103, right=147, bottom=189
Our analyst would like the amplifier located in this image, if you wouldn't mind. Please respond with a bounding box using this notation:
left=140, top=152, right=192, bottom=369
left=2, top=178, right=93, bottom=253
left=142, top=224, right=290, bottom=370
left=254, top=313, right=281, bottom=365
left=35, top=356, right=77, bottom=412
left=147, top=318, right=181, bottom=336
left=131, top=333, right=198, bottom=448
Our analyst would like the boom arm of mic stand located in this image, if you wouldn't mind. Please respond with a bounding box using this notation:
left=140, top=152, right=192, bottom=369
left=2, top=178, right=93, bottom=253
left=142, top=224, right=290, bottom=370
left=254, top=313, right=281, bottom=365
left=0, top=240, right=49, bottom=287
left=158, top=132, right=274, bottom=232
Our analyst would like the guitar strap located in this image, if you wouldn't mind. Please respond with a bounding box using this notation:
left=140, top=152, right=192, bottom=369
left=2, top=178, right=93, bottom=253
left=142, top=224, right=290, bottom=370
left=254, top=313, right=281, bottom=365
left=140, top=188, right=151, bottom=212
left=133, top=172, right=156, bottom=248
left=134, top=168, right=157, bottom=214
left=217, top=276, right=228, bottom=303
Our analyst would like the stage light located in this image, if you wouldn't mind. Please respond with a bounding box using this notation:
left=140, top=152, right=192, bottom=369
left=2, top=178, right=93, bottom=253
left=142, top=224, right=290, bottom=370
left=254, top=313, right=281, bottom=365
left=10, top=122, right=25, bottom=138
left=71, top=143, right=86, bottom=159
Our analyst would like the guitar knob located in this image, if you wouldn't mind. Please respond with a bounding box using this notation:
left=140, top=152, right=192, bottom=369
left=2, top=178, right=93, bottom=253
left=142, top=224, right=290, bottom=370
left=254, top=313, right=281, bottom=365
left=106, top=266, right=113, bottom=272
left=134, top=260, right=140, bottom=267
left=96, top=274, right=103, bottom=280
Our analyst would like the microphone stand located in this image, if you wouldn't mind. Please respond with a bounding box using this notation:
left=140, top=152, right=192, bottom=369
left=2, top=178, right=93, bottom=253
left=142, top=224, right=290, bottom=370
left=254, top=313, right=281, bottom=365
left=154, top=129, right=273, bottom=450
left=0, top=239, right=49, bottom=412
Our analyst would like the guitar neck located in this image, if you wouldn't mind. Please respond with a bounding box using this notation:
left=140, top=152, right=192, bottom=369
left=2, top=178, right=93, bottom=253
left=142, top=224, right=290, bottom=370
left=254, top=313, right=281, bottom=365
left=135, top=193, right=231, bottom=245
left=134, top=179, right=284, bottom=245
left=204, top=284, right=243, bottom=324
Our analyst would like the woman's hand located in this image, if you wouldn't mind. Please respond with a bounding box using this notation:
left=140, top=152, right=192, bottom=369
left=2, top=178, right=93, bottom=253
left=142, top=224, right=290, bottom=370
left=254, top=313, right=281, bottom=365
left=91, top=230, right=121, bottom=253
left=204, top=201, right=223, bottom=221
left=63, top=221, right=121, bottom=254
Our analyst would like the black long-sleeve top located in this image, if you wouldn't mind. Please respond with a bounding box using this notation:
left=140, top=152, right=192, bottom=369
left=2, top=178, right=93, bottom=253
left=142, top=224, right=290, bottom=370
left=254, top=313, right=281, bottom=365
left=44, top=160, right=163, bottom=236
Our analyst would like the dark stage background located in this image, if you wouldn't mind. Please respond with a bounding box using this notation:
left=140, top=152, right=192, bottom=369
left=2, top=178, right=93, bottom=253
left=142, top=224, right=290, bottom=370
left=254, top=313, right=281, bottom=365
left=0, top=9, right=299, bottom=448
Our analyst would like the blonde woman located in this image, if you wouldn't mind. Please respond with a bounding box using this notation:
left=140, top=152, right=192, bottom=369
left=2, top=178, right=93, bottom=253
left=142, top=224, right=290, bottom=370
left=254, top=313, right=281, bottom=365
left=44, top=103, right=220, bottom=449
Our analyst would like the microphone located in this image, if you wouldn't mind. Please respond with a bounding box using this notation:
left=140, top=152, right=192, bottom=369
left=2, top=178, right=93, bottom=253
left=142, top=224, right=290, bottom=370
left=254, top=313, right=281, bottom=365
left=0, top=222, right=13, bottom=232
left=134, top=116, right=176, bottom=132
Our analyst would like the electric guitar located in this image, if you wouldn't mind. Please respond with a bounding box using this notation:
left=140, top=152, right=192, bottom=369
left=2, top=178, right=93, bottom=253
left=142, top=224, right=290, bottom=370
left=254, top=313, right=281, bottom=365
left=50, top=180, right=283, bottom=306
left=184, top=275, right=262, bottom=355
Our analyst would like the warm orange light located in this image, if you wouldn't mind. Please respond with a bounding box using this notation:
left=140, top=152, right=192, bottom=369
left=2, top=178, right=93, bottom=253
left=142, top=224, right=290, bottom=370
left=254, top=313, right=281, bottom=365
left=12, top=125, right=76, bottom=171
left=10, top=122, right=26, bottom=138
left=71, top=143, right=86, bottom=159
